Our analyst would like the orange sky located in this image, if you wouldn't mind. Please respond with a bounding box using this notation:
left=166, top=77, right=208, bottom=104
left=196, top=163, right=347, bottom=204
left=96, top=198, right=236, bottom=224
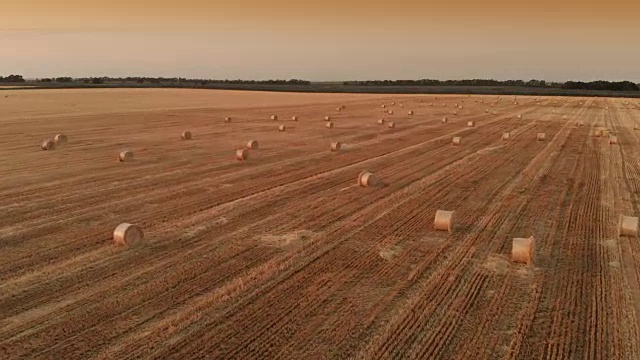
left=1, top=1, right=638, bottom=81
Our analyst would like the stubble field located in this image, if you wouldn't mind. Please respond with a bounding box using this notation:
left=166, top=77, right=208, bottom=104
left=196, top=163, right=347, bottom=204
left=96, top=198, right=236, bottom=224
left=2, top=88, right=640, bottom=359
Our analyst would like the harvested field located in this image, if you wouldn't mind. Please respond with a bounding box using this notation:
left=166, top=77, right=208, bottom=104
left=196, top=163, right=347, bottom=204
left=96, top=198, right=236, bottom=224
left=2, top=89, right=640, bottom=359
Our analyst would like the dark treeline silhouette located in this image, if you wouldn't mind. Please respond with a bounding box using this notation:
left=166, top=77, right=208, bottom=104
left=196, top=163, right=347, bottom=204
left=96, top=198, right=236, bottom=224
left=0, top=74, right=25, bottom=83
left=37, top=77, right=311, bottom=86
left=344, top=79, right=639, bottom=92
left=562, top=81, right=639, bottom=91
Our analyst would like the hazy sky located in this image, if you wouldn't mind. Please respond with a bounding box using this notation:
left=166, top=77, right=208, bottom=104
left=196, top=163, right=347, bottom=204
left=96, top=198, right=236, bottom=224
left=1, top=0, right=638, bottom=81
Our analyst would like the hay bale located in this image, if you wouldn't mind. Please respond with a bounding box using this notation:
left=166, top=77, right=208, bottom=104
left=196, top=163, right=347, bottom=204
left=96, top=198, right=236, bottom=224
left=388, top=122, right=396, bottom=128
left=381, top=104, right=386, bottom=108
left=434, top=210, right=454, bottom=232
left=517, top=114, right=522, bottom=119
left=454, top=111, right=458, bottom=115
left=41, top=139, right=55, bottom=150
left=326, top=122, right=334, bottom=129
left=357, top=171, right=378, bottom=187
left=291, top=115, right=298, bottom=121
left=442, top=103, right=446, bottom=107
left=224, top=116, right=232, bottom=123
left=452, top=137, right=462, bottom=146
left=512, top=236, right=535, bottom=265
left=181, top=131, right=192, bottom=140
left=330, top=142, right=341, bottom=151
left=324, top=115, right=332, bottom=121
left=442, top=117, right=448, bottom=124
left=594, top=127, right=608, bottom=137
left=113, top=223, right=144, bottom=246
left=620, top=215, right=639, bottom=236
left=502, top=132, right=510, bottom=140
left=429, top=103, right=434, bottom=106
left=537, top=133, right=546, bottom=141
left=236, top=149, right=249, bottom=161
left=54, top=134, right=67, bottom=145
left=609, top=136, right=618, bottom=145
left=279, top=124, right=286, bottom=132
left=391, top=102, right=396, bottom=105
left=563, top=115, right=569, bottom=120
left=459, top=105, right=463, bottom=109
left=634, top=124, right=639, bottom=130
left=270, top=114, right=278, bottom=121
left=378, top=119, right=385, bottom=125
left=118, top=151, right=133, bottom=162
left=485, top=109, right=490, bottom=113
left=400, top=104, right=405, bottom=108
left=247, top=140, right=259, bottom=150
left=408, top=110, right=414, bottom=115
left=388, top=110, right=394, bottom=115
left=467, top=121, right=475, bottom=127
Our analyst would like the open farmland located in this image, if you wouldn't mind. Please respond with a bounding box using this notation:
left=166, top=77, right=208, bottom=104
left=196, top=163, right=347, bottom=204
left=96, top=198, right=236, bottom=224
left=2, top=89, right=640, bottom=359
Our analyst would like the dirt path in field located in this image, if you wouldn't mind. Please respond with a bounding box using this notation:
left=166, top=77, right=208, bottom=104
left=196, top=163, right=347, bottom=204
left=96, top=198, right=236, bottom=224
left=1, top=90, right=639, bottom=359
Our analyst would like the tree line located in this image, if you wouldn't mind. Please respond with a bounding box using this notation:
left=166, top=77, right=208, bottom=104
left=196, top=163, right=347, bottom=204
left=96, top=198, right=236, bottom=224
left=0, top=74, right=25, bottom=83
left=35, top=77, right=311, bottom=86
left=343, top=79, right=639, bottom=91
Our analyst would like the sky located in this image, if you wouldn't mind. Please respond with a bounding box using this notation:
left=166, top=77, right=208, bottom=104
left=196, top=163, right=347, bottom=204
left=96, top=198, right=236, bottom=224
left=0, top=0, right=638, bottom=82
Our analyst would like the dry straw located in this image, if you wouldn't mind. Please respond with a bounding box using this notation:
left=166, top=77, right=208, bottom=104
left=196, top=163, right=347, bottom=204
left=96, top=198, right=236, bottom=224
left=326, top=122, right=334, bottom=129
left=247, top=140, right=259, bottom=150
left=537, top=133, right=546, bottom=141
left=113, top=223, right=144, bottom=246
left=270, top=114, right=278, bottom=121
left=236, top=149, right=249, bottom=161
left=181, top=131, right=192, bottom=140
left=441, top=117, right=448, bottom=124
left=388, top=122, right=396, bottom=128
left=502, top=133, right=510, bottom=140
left=357, top=171, right=378, bottom=187
left=434, top=210, right=454, bottom=232
left=609, top=136, right=618, bottom=145
left=291, top=115, right=298, bottom=121
left=467, top=121, right=475, bottom=127
left=224, top=116, right=232, bottom=123
left=620, top=215, right=639, bottom=236
left=54, top=134, right=67, bottom=145
left=330, top=142, right=341, bottom=151
left=118, top=151, right=133, bottom=162
left=378, top=119, right=385, bottom=125
left=452, top=137, right=462, bottom=146
left=512, top=236, right=535, bottom=265
left=41, top=139, right=55, bottom=150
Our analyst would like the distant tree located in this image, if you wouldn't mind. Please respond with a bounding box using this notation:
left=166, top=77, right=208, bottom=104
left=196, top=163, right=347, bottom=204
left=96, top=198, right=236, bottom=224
left=0, top=74, right=25, bottom=83
left=55, top=77, right=73, bottom=83
left=91, top=77, right=104, bottom=84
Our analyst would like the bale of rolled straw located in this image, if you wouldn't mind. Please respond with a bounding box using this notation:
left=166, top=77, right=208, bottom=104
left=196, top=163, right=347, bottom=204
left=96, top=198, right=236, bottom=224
left=181, top=131, right=192, bottom=140
left=452, top=137, right=462, bottom=146
left=391, top=102, right=396, bottom=105
left=459, top=105, right=463, bottom=109
left=41, top=139, right=55, bottom=150
left=330, top=142, right=341, bottom=151
left=467, top=121, right=475, bottom=127
left=246, top=140, right=259, bottom=150
left=388, top=110, right=394, bottom=115
left=357, top=171, right=378, bottom=187
left=517, top=114, right=522, bottom=119
left=236, top=149, right=249, bottom=161
left=291, top=115, right=298, bottom=121
left=442, top=117, right=448, bottom=124
left=378, top=119, right=385, bottom=125
left=609, top=136, right=618, bottom=145
left=113, top=223, right=144, bottom=246
left=442, top=103, right=446, bottom=107
left=429, top=103, right=434, bottom=106
left=454, top=111, right=458, bottom=115
left=485, top=109, right=490, bottom=113
left=400, top=104, right=404, bottom=108
left=512, top=236, right=535, bottom=265
left=118, top=151, right=133, bottom=162
left=381, top=104, right=386, bottom=108
left=562, top=115, right=568, bottom=120
left=620, top=215, right=639, bottom=236
left=279, top=124, right=286, bottom=132
left=336, top=107, right=342, bottom=112
left=408, top=110, right=414, bottom=115
left=324, top=115, right=331, bottom=121
left=224, top=116, right=232, bottom=123
left=537, top=133, right=546, bottom=141
left=326, top=122, right=334, bottom=129
left=502, top=132, right=510, bottom=140
left=270, top=114, right=278, bottom=121
left=454, top=103, right=458, bottom=107
left=434, top=210, right=454, bottom=232
left=54, top=134, right=67, bottom=145
left=388, top=122, right=396, bottom=128
left=594, top=127, right=607, bottom=137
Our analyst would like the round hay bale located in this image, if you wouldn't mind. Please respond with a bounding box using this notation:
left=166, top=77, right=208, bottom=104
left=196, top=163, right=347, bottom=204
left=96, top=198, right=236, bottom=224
left=467, top=121, right=475, bottom=127
left=336, top=107, right=342, bottom=112
left=485, top=109, right=489, bottom=113
left=113, top=223, right=144, bottom=246
left=378, top=119, right=385, bottom=125
left=41, top=139, right=55, bottom=151
left=330, top=142, right=341, bottom=151
left=118, top=150, right=133, bottom=162
left=634, top=124, right=639, bottom=130
left=454, top=103, right=458, bottom=107
left=594, top=127, right=607, bottom=137
left=454, top=111, right=458, bottom=115
left=278, top=124, right=286, bottom=132
left=452, top=136, right=462, bottom=146
left=357, top=171, right=378, bottom=187
left=324, top=115, right=331, bottom=121
left=442, top=117, right=448, bottom=124
left=620, top=215, right=639, bottom=236
left=181, top=131, right=192, bottom=140
left=429, top=103, right=434, bottom=106
left=578, top=121, right=584, bottom=126
left=442, top=103, right=446, bottom=107
left=388, top=110, right=394, bottom=115
left=291, top=115, right=298, bottom=121
left=517, top=114, right=522, bottom=119
left=434, top=210, right=454, bottom=232
left=502, top=132, right=510, bottom=140
left=270, top=114, right=278, bottom=121
left=408, top=110, right=414, bottom=115
left=609, top=136, right=618, bottom=145
left=562, top=115, right=568, bottom=120
left=381, top=104, right=386, bottom=108
left=54, top=134, right=67, bottom=145
left=236, top=149, right=249, bottom=161
left=391, top=102, right=396, bottom=105
left=537, top=133, right=546, bottom=141
left=224, top=116, right=232, bottom=123
left=388, top=122, right=396, bottom=128
left=459, top=105, right=463, bottom=109
left=326, top=122, right=334, bottom=129
left=512, top=236, right=535, bottom=265
left=400, top=104, right=405, bottom=108
left=247, top=140, right=259, bottom=150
